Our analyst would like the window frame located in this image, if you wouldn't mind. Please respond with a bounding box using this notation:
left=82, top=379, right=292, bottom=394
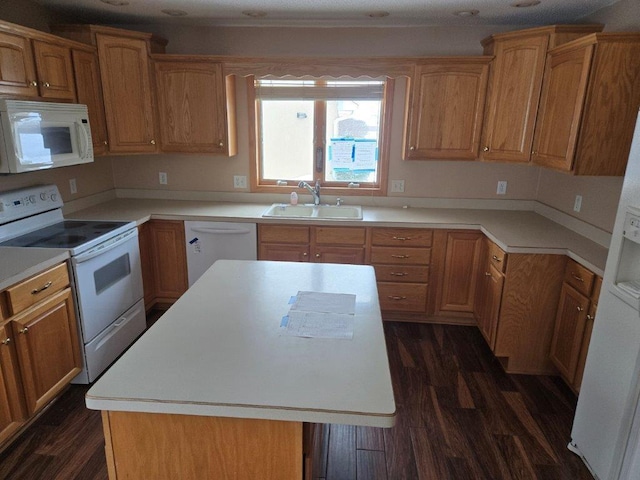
left=248, top=75, right=393, bottom=196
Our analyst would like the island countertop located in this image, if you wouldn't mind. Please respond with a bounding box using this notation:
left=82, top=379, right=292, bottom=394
left=86, top=260, right=396, bottom=428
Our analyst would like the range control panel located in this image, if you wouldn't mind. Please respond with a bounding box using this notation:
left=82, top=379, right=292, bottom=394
left=0, top=184, right=62, bottom=224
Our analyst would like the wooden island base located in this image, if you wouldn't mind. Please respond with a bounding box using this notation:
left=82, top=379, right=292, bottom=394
left=101, top=411, right=303, bottom=479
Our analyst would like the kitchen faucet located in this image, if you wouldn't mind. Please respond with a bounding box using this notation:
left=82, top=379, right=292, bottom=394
left=298, top=180, right=321, bottom=205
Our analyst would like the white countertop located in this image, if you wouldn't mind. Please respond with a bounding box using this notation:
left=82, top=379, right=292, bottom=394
left=67, top=198, right=608, bottom=275
left=86, top=260, right=396, bottom=427
left=0, top=247, right=69, bottom=291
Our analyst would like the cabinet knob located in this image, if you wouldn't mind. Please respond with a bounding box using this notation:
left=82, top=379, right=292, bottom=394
left=532, top=151, right=537, bottom=155
left=409, top=146, right=415, bottom=151
left=43, top=82, right=50, bottom=88
left=29, top=80, right=38, bottom=87
left=485, top=272, right=492, bottom=277
left=483, top=146, right=489, bottom=152
left=586, top=314, right=594, bottom=321
left=491, top=255, right=502, bottom=262
left=150, top=140, right=156, bottom=145
left=315, top=253, right=321, bottom=258
left=19, top=327, right=28, bottom=334
left=31, top=281, right=52, bottom=295
left=576, top=306, right=584, bottom=312
left=103, top=140, right=108, bottom=146
left=302, top=252, right=308, bottom=257
left=1, top=338, right=10, bottom=345
left=218, top=141, right=224, bottom=148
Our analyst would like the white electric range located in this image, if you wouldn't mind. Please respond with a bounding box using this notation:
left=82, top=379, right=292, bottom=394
left=0, top=185, right=146, bottom=383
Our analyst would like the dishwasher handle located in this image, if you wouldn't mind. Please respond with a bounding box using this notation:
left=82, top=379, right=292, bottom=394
left=189, top=227, right=254, bottom=235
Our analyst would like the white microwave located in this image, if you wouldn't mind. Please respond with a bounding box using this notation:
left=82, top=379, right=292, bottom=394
left=0, top=100, right=93, bottom=174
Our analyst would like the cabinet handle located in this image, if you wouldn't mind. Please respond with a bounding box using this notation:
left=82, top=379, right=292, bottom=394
left=43, top=81, right=50, bottom=88
left=103, top=140, right=108, bottom=146
left=391, top=254, right=409, bottom=259
left=19, top=327, right=28, bottom=334
left=392, top=236, right=411, bottom=241
left=315, top=253, right=321, bottom=258
left=483, top=146, right=489, bottom=152
left=485, top=272, right=492, bottom=277
left=302, top=252, right=308, bottom=257
left=577, top=306, right=584, bottom=312
left=390, top=272, right=408, bottom=276
left=571, top=273, right=584, bottom=282
left=388, top=296, right=407, bottom=301
left=409, top=146, right=415, bottom=151
left=150, top=139, right=156, bottom=145
left=29, top=80, right=38, bottom=87
left=31, top=281, right=52, bottom=295
left=492, top=255, right=502, bottom=262
left=532, top=151, right=537, bottom=155
left=1, top=338, right=10, bottom=345
left=586, top=314, right=594, bottom=321
left=218, top=141, right=224, bottom=148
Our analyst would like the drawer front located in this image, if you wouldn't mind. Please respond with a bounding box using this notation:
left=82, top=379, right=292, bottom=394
left=6, top=263, right=70, bottom=315
left=315, top=227, right=366, bottom=246
left=564, top=259, right=595, bottom=297
left=371, top=228, right=433, bottom=247
left=370, top=246, right=431, bottom=265
left=259, top=225, right=310, bottom=244
left=487, top=240, right=507, bottom=273
left=377, top=282, right=428, bottom=312
left=373, top=265, right=429, bottom=283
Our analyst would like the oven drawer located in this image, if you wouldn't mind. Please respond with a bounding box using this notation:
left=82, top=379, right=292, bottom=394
left=6, top=263, right=69, bottom=315
left=82, top=299, right=146, bottom=383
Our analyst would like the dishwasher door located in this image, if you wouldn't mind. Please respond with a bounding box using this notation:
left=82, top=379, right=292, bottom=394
left=184, top=221, right=257, bottom=287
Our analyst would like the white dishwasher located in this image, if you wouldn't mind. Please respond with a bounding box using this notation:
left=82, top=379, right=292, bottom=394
left=184, top=221, right=257, bottom=287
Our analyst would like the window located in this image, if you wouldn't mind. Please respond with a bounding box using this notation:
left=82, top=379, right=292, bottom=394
left=250, top=76, right=393, bottom=194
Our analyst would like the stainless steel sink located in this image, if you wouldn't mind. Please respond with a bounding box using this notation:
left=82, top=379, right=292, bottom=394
left=262, top=203, right=363, bottom=220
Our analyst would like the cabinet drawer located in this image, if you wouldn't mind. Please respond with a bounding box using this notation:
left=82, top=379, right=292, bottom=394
left=5, top=263, right=69, bottom=315
left=564, top=259, right=595, bottom=297
left=373, top=265, right=429, bottom=283
left=371, top=228, right=433, bottom=247
left=377, top=282, right=427, bottom=312
left=259, top=225, right=309, bottom=244
left=487, top=241, right=507, bottom=273
left=370, top=246, right=431, bottom=265
left=315, top=227, right=365, bottom=246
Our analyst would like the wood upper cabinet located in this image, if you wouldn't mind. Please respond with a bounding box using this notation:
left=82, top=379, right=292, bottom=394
left=532, top=33, right=640, bottom=175
left=72, top=49, right=108, bottom=155
left=31, top=40, right=76, bottom=101
left=0, top=31, right=38, bottom=97
left=404, top=58, right=490, bottom=160
left=96, top=33, right=158, bottom=153
left=0, top=322, right=26, bottom=445
left=154, top=58, right=237, bottom=155
left=479, top=25, right=603, bottom=164
left=434, top=230, right=483, bottom=317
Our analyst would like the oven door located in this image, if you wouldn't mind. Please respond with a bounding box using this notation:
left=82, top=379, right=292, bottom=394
left=72, top=228, right=143, bottom=343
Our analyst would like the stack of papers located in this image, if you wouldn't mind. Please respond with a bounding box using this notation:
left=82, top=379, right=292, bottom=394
left=281, top=291, right=356, bottom=339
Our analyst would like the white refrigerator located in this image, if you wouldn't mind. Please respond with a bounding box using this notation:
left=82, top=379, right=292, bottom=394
left=571, top=109, right=640, bottom=480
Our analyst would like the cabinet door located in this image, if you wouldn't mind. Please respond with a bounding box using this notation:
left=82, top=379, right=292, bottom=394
left=32, top=40, right=76, bottom=100
left=148, top=221, right=188, bottom=302
left=476, top=263, right=504, bottom=351
left=259, top=244, right=309, bottom=262
left=438, top=231, right=482, bottom=314
left=314, top=246, right=364, bottom=264
left=405, top=60, right=489, bottom=160
left=72, top=49, right=109, bottom=155
left=155, top=61, right=230, bottom=154
left=549, top=283, right=590, bottom=384
left=96, top=34, right=157, bottom=153
left=11, top=288, right=82, bottom=415
left=0, top=32, right=38, bottom=97
left=0, top=323, right=26, bottom=445
left=531, top=45, right=594, bottom=172
left=481, top=35, right=548, bottom=163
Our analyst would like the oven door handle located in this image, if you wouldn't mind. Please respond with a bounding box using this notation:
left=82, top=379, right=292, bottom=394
left=73, top=229, right=137, bottom=264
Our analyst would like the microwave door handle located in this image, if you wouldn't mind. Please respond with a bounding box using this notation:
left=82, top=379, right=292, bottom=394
left=73, top=230, right=135, bottom=264
left=76, top=121, right=90, bottom=159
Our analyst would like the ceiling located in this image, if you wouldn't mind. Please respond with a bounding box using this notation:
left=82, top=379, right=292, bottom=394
left=33, top=0, right=620, bottom=27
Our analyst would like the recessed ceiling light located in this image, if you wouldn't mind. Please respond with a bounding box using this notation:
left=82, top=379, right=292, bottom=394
left=242, top=10, right=268, bottom=18
left=368, top=11, right=390, bottom=18
left=511, top=0, right=541, bottom=7
left=99, top=0, right=129, bottom=6
left=161, top=9, right=188, bottom=16
left=453, top=9, right=479, bottom=17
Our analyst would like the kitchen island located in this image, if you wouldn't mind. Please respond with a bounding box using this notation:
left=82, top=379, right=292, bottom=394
left=86, top=260, right=396, bottom=479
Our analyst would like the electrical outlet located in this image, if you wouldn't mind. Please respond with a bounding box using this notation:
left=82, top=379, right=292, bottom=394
left=159, top=172, right=168, bottom=185
left=497, top=181, right=507, bottom=195
left=391, top=180, right=405, bottom=193
left=69, top=178, right=77, bottom=195
left=574, top=194, right=583, bottom=212
left=233, top=175, right=247, bottom=189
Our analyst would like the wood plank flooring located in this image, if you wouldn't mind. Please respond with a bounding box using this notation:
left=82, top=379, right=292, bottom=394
left=0, top=321, right=592, bottom=480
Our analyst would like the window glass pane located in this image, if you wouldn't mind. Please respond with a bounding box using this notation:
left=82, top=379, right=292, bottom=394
left=260, top=100, right=314, bottom=181
left=325, top=99, right=381, bottom=183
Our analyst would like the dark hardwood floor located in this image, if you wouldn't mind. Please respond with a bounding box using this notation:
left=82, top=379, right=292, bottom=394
left=0, top=321, right=592, bottom=480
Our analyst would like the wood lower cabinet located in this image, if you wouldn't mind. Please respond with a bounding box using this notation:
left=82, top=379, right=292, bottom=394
left=475, top=238, right=506, bottom=349
left=0, top=262, right=82, bottom=449
left=550, top=260, right=601, bottom=392
left=404, top=58, right=490, bottom=160
left=532, top=33, right=640, bottom=175
left=258, top=225, right=365, bottom=265
left=141, top=220, right=188, bottom=308
left=154, top=57, right=237, bottom=155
